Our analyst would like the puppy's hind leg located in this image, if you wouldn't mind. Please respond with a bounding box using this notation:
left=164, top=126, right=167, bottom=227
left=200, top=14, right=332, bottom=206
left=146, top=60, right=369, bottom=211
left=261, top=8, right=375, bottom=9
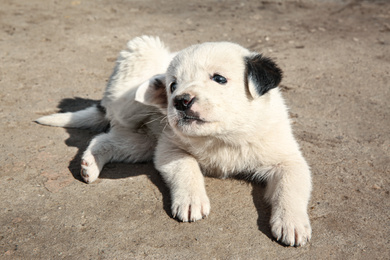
left=80, top=126, right=156, bottom=183
left=80, top=132, right=114, bottom=183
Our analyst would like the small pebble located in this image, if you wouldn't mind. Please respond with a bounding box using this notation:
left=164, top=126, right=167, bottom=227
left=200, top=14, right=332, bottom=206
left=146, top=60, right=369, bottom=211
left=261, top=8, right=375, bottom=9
left=377, top=39, right=385, bottom=45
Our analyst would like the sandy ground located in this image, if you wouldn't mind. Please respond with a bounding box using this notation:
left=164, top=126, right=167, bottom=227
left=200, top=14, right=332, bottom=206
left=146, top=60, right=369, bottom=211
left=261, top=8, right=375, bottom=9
left=0, top=0, right=389, bottom=259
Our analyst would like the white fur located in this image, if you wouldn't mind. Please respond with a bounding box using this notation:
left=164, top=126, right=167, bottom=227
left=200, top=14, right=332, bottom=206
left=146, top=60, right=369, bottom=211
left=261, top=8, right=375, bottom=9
left=36, top=106, right=108, bottom=131
left=36, top=36, right=312, bottom=247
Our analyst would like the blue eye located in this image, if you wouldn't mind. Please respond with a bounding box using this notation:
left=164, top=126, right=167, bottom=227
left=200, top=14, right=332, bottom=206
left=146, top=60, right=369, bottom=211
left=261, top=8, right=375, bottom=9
left=170, top=81, right=177, bottom=93
left=211, top=74, right=227, bottom=84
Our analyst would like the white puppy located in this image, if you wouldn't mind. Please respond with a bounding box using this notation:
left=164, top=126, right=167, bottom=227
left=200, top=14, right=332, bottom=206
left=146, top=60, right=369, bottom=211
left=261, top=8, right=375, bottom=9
left=36, top=36, right=312, bottom=246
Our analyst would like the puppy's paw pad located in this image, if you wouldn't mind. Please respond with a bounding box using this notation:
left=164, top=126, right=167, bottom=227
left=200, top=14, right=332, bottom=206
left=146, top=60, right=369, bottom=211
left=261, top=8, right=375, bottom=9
left=271, top=213, right=311, bottom=247
left=80, top=156, right=99, bottom=184
left=171, top=193, right=210, bottom=222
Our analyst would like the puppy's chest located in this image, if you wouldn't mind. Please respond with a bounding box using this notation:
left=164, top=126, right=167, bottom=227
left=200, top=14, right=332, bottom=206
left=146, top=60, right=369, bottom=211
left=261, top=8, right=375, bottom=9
left=189, top=142, right=260, bottom=178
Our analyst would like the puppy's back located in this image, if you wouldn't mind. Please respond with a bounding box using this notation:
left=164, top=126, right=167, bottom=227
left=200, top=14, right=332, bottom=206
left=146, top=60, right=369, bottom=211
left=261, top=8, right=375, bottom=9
left=102, top=36, right=172, bottom=105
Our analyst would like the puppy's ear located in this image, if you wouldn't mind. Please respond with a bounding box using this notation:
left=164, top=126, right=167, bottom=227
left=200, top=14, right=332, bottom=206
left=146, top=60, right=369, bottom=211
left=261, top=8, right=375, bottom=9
left=135, top=74, right=167, bottom=111
left=245, top=54, right=283, bottom=98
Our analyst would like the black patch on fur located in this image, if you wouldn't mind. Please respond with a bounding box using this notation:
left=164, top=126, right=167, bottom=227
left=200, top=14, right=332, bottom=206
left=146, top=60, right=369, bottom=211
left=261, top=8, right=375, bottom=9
left=245, top=54, right=283, bottom=96
left=101, top=122, right=111, bottom=133
left=147, top=76, right=167, bottom=109
left=97, top=102, right=106, bottom=114
left=97, top=103, right=110, bottom=132
left=153, top=77, right=165, bottom=91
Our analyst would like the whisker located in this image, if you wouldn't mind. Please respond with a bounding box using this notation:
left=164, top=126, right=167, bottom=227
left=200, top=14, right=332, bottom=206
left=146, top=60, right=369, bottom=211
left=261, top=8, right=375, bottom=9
left=136, top=112, right=161, bottom=117
left=142, top=115, right=167, bottom=126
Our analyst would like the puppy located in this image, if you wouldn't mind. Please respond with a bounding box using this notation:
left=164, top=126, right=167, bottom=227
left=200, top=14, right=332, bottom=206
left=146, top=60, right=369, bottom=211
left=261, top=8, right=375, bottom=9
left=36, top=36, right=312, bottom=246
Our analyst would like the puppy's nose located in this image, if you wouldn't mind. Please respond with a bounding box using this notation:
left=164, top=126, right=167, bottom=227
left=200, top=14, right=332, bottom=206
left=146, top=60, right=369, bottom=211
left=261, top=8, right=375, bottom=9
left=174, top=93, right=195, bottom=111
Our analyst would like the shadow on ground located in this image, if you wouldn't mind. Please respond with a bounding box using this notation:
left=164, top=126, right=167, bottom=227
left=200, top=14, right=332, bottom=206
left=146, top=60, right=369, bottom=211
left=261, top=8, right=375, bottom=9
left=251, top=183, right=275, bottom=242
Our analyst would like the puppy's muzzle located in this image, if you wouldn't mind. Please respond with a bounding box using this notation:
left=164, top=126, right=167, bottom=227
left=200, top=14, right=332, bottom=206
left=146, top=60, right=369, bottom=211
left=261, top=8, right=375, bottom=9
left=173, top=93, right=204, bottom=125
left=174, top=93, right=196, bottom=111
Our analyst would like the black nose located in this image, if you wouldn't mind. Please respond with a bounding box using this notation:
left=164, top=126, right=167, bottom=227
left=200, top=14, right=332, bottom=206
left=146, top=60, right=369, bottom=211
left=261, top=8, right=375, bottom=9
left=174, top=94, right=195, bottom=111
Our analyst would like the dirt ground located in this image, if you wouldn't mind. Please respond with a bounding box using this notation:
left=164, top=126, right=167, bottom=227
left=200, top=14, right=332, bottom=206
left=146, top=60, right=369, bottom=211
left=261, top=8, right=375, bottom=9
left=0, top=0, right=389, bottom=259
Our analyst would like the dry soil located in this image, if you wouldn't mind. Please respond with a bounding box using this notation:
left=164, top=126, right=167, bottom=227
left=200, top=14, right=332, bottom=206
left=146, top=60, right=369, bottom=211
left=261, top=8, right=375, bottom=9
left=0, top=0, right=389, bottom=259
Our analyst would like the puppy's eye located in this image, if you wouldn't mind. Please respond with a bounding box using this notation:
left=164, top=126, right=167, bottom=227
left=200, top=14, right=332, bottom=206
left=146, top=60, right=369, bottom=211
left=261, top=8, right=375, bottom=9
left=211, top=74, right=227, bottom=84
left=169, top=82, right=177, bottom=93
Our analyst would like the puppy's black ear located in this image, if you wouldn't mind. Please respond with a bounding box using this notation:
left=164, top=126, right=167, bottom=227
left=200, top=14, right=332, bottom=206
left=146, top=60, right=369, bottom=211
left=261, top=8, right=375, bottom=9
left=245, top=54, right=283, bottom=97
left=135, top=74, right=167, bottom=112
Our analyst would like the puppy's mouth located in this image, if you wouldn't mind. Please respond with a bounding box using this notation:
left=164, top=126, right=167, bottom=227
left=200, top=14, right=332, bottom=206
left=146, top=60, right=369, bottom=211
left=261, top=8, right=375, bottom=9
left=177, top=111, right=206, bottom=125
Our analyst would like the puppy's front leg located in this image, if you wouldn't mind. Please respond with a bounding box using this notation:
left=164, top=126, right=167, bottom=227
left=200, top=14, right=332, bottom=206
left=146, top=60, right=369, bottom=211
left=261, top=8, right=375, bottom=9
left=265, top=160, right=312, bottom=246
left=155, top=138, right=210, bottom=222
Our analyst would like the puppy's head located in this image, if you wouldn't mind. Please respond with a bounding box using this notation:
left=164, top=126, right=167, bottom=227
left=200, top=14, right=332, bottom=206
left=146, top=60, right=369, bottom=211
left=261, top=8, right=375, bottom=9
left=136, top=42, right=282, bottom=138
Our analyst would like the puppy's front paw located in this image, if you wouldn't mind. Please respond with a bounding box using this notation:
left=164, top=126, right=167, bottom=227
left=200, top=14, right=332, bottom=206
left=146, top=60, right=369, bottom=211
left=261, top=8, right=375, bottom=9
left=270, top=211, right=311, bottom=247
left=171, top=191, right=210, bottom=222
left=80, top=153, right=100, bottom=184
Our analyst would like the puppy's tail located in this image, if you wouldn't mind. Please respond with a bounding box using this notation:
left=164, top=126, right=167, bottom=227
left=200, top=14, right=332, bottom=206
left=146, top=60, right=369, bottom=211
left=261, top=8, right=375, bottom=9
left=35, top=105, right=109, bottom=132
